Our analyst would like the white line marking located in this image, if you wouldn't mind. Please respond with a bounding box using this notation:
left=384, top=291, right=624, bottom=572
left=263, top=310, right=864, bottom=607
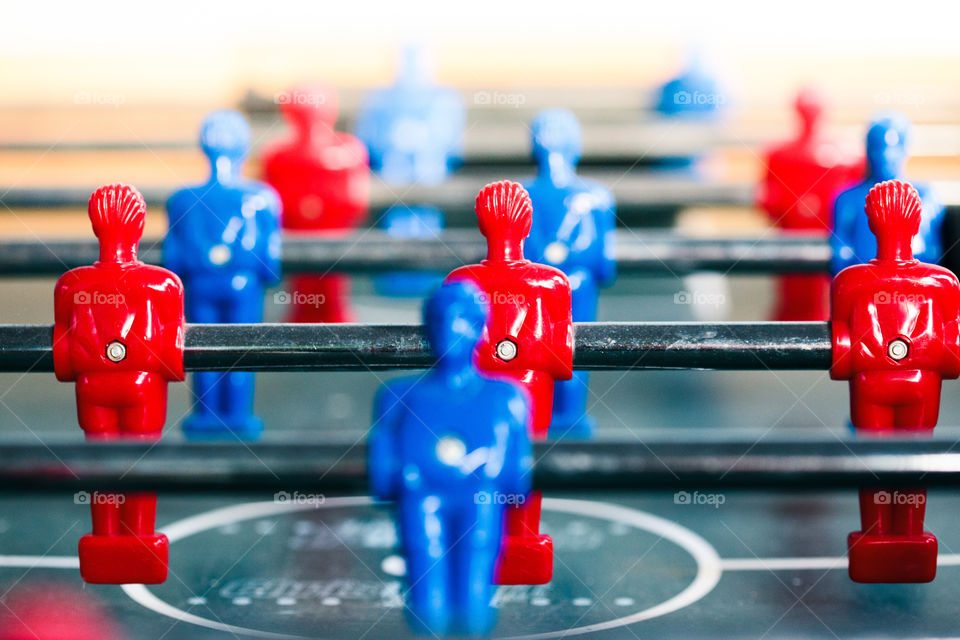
left=7, top=499, right=960, bottom=638
left=0, top=555, right=79, bottom=569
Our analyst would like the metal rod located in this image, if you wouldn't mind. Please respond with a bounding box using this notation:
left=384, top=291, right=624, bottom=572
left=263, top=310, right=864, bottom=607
left=0, top=322, right=832, bottom=373
left=0, top=437, right=958, bottom=493
left=0, top=231, right=831, bottom=277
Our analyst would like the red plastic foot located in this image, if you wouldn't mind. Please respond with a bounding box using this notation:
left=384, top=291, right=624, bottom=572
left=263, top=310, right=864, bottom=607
left=848, top=531, right=937, bottom=583
left=79, top=533, right=169, bottom=584
left=494, top=534, right=553, bottom=585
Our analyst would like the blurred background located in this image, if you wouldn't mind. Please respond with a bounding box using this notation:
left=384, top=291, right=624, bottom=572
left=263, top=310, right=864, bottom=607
left=2, top=0, right=960, bottom=438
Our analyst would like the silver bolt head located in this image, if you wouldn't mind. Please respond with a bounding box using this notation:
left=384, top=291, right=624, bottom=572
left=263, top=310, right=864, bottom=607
left=496, top=339, right=518, bottom=362
left=887, top=338, right=909, bottom=361
left=105, top=340, right=127, bottom=363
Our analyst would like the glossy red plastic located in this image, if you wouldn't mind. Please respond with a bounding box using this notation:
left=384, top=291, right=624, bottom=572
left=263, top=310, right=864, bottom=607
left=446, top=180, right=574, bottom=584
left=759, top=89, right=864, bottom=320
left=262, top=85, right=370, bottom=323
left=53, top=184, right=185, bottom=584
left=831, top=179, right=960, bottom=583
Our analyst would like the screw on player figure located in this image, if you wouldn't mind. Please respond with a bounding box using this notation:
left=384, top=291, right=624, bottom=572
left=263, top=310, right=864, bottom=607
left=757, top=89, right=863, bottom=320
left=262, top=85, right=369, bottom=323
left=831, top=180, right=960, bottom=583
left=445, top=180, right=573, bottom=584
left=522, top=109, right=615, bottom=438
left=832, top=112, right=944, bottom=275
left=355, top=44, right=465, bottom=186
left=165, top=111, right=281, bottom=441
left=53, top=184, right=184, bottom=584
left=369, top=281, right=533, bottom=636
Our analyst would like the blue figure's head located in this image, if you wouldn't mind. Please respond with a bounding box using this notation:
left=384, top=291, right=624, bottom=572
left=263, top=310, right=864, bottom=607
left=200, top=110, right=251, bottom=165
left=424, top=280, right=488, bottom=366
left=866, top=112, right=910, bottom=180
left=530, top=109, right=582, bottom=169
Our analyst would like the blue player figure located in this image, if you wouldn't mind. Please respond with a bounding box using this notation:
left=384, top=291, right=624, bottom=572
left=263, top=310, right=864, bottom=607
left=355, top=45, right=465, bottom=186
left=369, top=281, right=533, bottom=636
left=832, top=112, right=944, bottom=274
left=523, top=109, right=616, bottom=439
left=654, top=52, right=725, bottom=120
left=164, top=110, right=282, bottom=440
left=358, top=46, right=463, bottom=297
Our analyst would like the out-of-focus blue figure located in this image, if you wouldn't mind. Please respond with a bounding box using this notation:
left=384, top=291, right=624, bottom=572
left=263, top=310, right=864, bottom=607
left=358, top=46, right=463, bottom=297
left=654, top=52, right=725, bottom=119
left=653, top=53, right=726, bottom=170
left=831, top=112, right=944, bottom=275
left=369, top=281, right=532, bottom=636
left=372, top=204, right=445, bottom=298
left=522, top=109, right=616, bottom=439
left=164, top=110, right=282, bottom=441
left=355, top=46, right=465, bottom=186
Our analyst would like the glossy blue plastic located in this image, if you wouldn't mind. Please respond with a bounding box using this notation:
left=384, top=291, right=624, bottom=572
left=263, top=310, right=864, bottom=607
left=355, top=46, right=465, bottom=186
left=372, top=204, right=446, bottom=297
left=654, top=53, right=725, bottom=119
left=164, top=110, right=282, bottom=440
left=831, top=112, right=944, bottom=275
left=369, top=281, right=533, bottom=636
left=522, top=109, right=616, bottom=439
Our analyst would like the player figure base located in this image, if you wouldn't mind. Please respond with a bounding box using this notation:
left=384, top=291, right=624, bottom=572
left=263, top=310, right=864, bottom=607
left=182, top=413, right=264, bottom=441
left=494, top=534, right=553, bottom=585
left=79, top=533, right=169, bottom=584
left=550, top=414, right=596, bottom=440
left=848, top=531, right=937, bottom=583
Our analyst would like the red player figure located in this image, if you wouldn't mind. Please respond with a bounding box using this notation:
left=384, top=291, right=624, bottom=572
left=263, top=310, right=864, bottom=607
left=758, top=89, right=863, bottom=320
left=53, top=184, right=185, bottom=584
left=262, top=85, right=370, bottom=323
left=831, top=179, right=960, bottom=583
left=445, top=180, right=574, bottom=585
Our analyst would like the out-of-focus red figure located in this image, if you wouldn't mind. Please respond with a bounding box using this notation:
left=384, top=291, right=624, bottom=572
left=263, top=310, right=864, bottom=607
left=0, top=582, right=125, bottom=639
left=262, top=85, right=370, bottom=323
left=53, top=184, right=184, bottom=584
left=831, top=179, right=960, bottom=583
left=445, top=180, right=573, bottom=585
left=758, top=89, right=863, bottom=320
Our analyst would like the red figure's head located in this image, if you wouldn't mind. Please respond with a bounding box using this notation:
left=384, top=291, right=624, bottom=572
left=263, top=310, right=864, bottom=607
left=795, top=88, right=823, bottom=140
left=865, top=179, right=922, bottom=261
left=88, top=183, right=146, bottom=264
left=279, top=85, right=339, bottom=144
left=475, top=180, right=533, bottom=262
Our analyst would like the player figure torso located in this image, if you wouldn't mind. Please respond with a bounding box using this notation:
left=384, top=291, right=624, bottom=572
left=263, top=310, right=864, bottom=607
left=57, top=263, right=182, bottom=374
left=839, top=262, right=957, bottom=373
left=263, top=137, right=368, bottom=230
